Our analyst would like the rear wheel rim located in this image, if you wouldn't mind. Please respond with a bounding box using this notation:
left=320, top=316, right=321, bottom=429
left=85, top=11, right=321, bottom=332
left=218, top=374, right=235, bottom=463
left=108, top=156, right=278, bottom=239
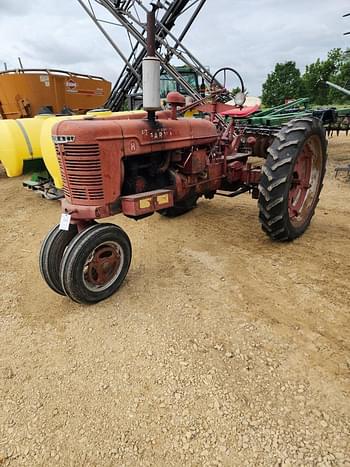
left=288, top=135, right=323, bottom=227
left=82, top=241, right=124, bottom=292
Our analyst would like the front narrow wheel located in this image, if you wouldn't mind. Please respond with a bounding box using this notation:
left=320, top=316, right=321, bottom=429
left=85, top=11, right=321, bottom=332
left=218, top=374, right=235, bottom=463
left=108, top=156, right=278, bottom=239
left=60, top=223, right=132, bottom=304
left=258, top=117, right=327, bottom=241
left=39, top=224, right=78, bottom=295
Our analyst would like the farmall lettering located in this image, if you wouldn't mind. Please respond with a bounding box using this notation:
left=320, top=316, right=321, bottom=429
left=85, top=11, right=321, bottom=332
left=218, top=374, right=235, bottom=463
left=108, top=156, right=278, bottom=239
left=141, top=127, right=174, bottom=140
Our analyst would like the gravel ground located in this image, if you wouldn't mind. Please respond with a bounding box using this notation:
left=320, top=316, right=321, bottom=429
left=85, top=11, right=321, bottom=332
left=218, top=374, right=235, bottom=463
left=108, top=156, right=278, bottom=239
left=0, top=135, right=349, bottom=466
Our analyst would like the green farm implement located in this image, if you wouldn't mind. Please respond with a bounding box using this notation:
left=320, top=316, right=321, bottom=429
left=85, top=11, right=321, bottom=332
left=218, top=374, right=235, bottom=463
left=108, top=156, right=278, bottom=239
left=235, top=98, right=350, bottom=136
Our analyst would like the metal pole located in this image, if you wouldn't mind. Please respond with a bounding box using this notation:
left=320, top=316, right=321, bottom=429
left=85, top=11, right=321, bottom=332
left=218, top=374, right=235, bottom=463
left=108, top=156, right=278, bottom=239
left=325, top=81, right=350, bottom=97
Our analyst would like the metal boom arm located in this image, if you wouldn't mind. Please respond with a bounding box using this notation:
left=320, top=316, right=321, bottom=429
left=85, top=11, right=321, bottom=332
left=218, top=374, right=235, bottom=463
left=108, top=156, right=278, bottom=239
left=76, top=0, right=215, bottom=110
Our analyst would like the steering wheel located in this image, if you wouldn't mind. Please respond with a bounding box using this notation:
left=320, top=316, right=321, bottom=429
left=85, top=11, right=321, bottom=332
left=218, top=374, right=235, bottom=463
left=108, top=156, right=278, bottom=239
left=210, top=67, right=245, bottom=104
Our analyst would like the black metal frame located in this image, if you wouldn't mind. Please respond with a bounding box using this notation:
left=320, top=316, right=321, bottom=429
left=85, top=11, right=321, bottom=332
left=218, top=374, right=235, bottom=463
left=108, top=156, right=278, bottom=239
left=76, top=0, right=216, bottom=110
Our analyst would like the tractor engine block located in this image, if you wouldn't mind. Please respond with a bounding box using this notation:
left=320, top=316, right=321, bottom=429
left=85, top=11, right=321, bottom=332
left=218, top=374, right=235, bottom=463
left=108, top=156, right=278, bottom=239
left=53, top=114, right=218, bottom=221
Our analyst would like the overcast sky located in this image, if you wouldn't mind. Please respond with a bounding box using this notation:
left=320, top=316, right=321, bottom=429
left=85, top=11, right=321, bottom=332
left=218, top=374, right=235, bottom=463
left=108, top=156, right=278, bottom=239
left=0, top=0, right=349, bottom=97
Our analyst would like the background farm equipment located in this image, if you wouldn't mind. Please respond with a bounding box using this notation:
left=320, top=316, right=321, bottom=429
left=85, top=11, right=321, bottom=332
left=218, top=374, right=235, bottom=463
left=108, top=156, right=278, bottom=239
left=226, top=97, right=350, bottom=137
left=324, top=80, right=350, bottom=178
left=0, top=69, right=111, bottom=119
left=0, top=109, right=119, bottom=199
left=0, top=69, right=112, bottom=190
left=39, top=4, right=328, bottom=304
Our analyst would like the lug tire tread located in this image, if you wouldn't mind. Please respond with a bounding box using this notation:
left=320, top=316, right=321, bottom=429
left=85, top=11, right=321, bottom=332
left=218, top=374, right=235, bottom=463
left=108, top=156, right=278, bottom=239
left=258, top=117, right=327, bottom=241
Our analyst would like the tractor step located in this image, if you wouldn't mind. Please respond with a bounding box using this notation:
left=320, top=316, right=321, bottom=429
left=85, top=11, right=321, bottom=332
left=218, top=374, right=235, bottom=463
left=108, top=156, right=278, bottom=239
left=121, top=189, right=174, bottom=217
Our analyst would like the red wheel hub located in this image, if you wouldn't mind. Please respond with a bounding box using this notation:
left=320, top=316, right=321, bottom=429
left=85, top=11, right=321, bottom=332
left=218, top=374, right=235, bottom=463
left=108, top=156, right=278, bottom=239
left=84, top=243, right=122, bottom=288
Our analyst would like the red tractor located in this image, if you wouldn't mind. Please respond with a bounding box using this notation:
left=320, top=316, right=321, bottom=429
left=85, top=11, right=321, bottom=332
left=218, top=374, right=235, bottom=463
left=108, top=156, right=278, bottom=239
left=39, top=11, right=327, bottom=304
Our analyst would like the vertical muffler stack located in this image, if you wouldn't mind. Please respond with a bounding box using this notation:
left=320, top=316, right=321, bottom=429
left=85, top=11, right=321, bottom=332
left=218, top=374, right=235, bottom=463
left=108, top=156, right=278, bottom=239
left=142, top=4, right=161, bottom=118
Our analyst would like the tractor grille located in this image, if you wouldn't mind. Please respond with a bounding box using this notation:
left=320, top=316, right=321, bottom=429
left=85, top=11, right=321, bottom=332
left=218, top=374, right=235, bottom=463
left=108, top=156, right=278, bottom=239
left=57, top=143, right=104, bottom=202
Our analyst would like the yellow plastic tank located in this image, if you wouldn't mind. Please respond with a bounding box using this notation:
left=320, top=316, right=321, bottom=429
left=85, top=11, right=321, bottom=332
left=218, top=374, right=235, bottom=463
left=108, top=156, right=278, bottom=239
left=40, top=110, right=115, bottom=188
left=0, top=109, right=146, bottom=185
left=0, top=114, right=50, bottom=177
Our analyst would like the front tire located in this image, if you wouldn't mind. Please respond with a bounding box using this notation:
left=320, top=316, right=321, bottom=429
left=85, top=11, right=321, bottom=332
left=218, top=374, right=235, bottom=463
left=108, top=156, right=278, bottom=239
left=39, top=224, right=78, bottom=295
left=60, top=223, right=132, bottom=304
left=258, top=117, right=327, bottom=241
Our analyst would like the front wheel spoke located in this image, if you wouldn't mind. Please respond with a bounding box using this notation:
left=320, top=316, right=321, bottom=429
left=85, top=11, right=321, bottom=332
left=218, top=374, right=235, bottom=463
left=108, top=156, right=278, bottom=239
left=290, top=186, right=300, bottom=199
left=97, top=267, right=108, bottom=284
left=87, top=264, right=99, bottom=284
left=94, top=259, right=110, bottom=283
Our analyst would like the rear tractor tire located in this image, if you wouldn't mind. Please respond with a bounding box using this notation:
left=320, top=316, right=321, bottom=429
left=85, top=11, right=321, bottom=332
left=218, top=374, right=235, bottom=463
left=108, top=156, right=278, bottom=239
left=60, top=223, right=132, bottom=304
left=258, top=117, right=327, bottom=241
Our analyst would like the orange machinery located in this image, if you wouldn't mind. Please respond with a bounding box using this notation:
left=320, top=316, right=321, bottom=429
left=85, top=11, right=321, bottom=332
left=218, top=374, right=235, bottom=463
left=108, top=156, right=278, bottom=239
left=0, top=69, right=111, bottom=119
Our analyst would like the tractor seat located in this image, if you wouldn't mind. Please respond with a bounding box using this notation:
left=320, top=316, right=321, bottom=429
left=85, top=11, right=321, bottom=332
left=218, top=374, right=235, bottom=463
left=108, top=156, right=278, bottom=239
left=221, top=104, right=260, bottom=118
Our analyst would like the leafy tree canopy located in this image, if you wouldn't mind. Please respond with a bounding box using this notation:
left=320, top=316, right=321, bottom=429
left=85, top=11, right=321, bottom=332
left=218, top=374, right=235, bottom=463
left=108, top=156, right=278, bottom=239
left=261, top=48, right=350, bottom=106
left=262, top=61, right=302, bottom=107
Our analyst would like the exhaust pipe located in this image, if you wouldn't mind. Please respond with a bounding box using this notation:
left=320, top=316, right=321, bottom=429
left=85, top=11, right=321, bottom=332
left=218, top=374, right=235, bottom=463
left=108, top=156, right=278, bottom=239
left=142, top=3, right=161, bottom=120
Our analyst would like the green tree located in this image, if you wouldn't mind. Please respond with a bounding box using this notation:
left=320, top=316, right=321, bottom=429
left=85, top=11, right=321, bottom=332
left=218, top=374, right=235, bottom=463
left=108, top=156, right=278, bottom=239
left=328, top=49, right=350, bottom=104
left=262, top=61, right=303, bottom=106
left=302, top=48, right=344, bottom=105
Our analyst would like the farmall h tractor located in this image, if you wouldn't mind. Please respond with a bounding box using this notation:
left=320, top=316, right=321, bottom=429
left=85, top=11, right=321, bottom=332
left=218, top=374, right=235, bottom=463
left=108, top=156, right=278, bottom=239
left=39, top=8, right=327, bottom=304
